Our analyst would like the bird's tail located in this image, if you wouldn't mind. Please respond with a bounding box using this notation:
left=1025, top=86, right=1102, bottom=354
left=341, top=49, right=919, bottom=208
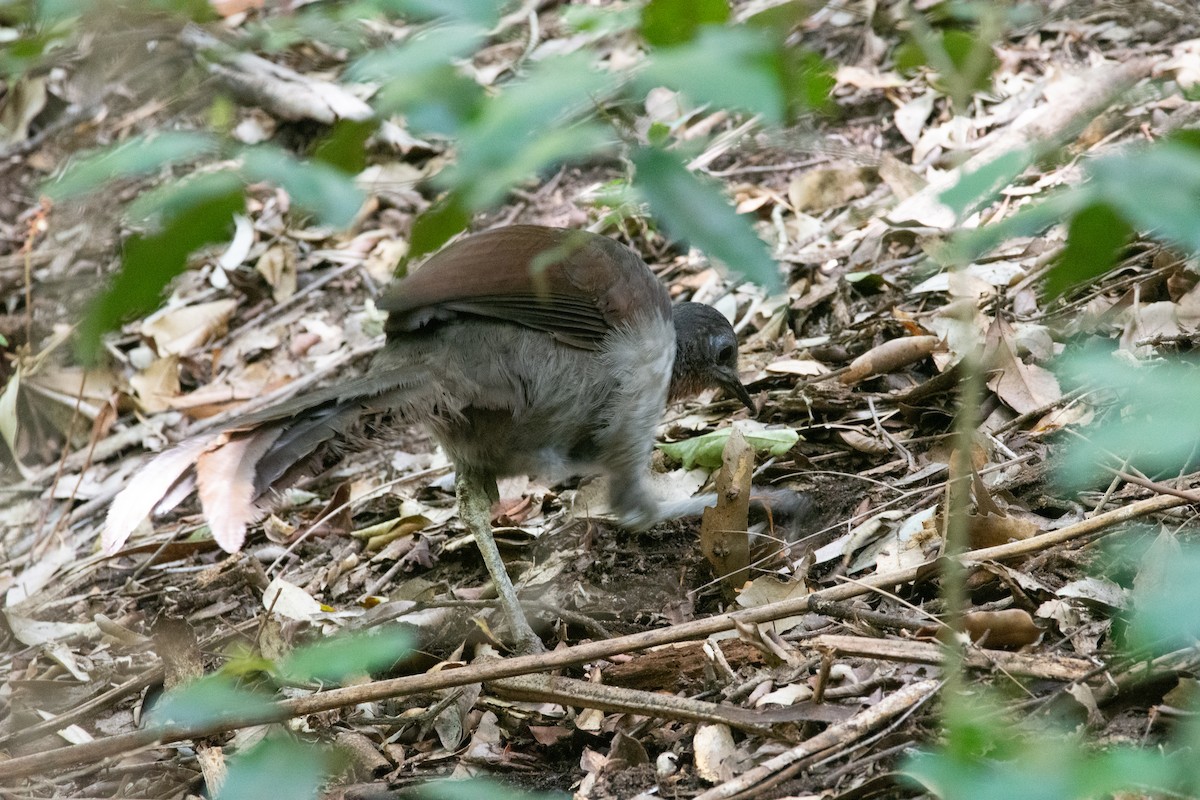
left=103, top=366, right=436, bottom=555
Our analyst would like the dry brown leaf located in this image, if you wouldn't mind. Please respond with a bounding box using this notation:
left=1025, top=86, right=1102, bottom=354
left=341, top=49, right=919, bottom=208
left=967, top=512, right=1038, bottom=549
left=837, top=428, right=890, bottom=455
left=788, top=166, right=874, bottom=213
left=129, top=356, right=181, bottom=413
left=983, top=316, right=1062, bottom=414
left=142, top=299, right=239, bottom=356
left=195, top=428, right=283, bottom=552
left=959, top=609, right=1042, bottom=649
left=168, top=362, right=279, bottom=418
left=877, top=152, right=926, bottom=200
left=839, top=335, right=940, bottom=385
left=255, top=243, right=297, bottom=302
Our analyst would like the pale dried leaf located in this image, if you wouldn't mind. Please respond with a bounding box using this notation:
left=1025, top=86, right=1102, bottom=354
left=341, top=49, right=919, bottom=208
left=693, top=723, right=737, bottom=784
left=262, top=576, right=322, bottom=621
left=6, top=613, right=100, bottom=646
left=129, top=356, right=181, bottom=413
left=754, top=683, right=813, bottom=707
left=895, top=91, right=936, bottom=145
left=255, top=243, right=297, bottom=302
left=103, top=436, right=213, bottom=554
left=195, top=428, right=283, bottom=552
left=142, top=299, right=239, bottom=356
left=217, top=214, right=255, bottom=271
left=765, top=358, right=828, bottom=376
left=5, top=543, right=74, bottom=607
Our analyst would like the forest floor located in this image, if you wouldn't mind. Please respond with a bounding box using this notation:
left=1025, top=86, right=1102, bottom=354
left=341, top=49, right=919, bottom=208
left=3, top=1, right=1200, bottom=798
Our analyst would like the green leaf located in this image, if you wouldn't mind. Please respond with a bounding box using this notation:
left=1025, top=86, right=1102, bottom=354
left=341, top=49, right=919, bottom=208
left=945, top=190, right=1090, bottom=266
left=905, top=743, right=1166, bottom=800
left=1087, top=142, right=1200, bottom=254
left=347, top=23, right=486, bottom=83
left=279, top=627, right=412, bottom=684
left=409, top=193, right=470, bottom=262
left=43, top=132, right=218, bottom=200
left=939, top=148, right=1032, bottom=219
left=147, top=674, right=277, bottom=728
left=632, top=146, right=779, bottom=288
left=77, top=186, right=244, bottom=363
left=638, top=27, right=785, bottom=123
left=313, top=118, right=378, bottom=174
left=218, top=735, right=341, bottom=800
left=562, top=4, right=641, bottom=35
left=448, top=53, right=616, bottom=207
left=459, top=123, right=612, bottom=208
left=896, top=28, right=998, bottom=102
left=1056, top=350, right=1200, bottom=487
left=658, top=425, right=798, bottom=469
left=125, top=170, right=245, bottom=226
left=1044, top=202, right=1132, bottom=299
left=903, top=689, right=1175, bottom=799
left=940, top=29, right=998, bottom=88
left=353, top=23, right=488, bottom=134
left=240, top=145, right=365, bottom=227
left=641, top=0, right=728, bottom=47
left=389, top=0, right=503, bottom=26
left=1128, top=547, right=1200, bottom=654
left=781, top=48, right=835, bottom=118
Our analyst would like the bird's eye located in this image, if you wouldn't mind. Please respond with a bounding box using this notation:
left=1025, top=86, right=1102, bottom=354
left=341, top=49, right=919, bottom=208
left=717, top=344, right=735, bottom=364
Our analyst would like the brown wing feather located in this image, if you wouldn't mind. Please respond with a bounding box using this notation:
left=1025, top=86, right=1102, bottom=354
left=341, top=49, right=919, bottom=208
left=380, top=226, right=670, bottom=349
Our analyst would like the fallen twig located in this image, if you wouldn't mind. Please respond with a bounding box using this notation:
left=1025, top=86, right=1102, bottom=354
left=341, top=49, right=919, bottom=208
left=0, top=491, right=1182, bottom=781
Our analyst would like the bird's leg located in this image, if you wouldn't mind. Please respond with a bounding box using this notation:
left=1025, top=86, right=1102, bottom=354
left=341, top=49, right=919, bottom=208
left=455, top=470, right=544, bottom=654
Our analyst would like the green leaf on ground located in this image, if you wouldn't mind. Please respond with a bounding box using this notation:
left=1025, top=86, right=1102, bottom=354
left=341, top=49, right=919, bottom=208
left=659, top=425, right=798, bottom=469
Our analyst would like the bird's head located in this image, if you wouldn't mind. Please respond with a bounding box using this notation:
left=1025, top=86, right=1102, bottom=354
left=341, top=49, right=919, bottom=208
left=669, top=302, right=754, bottom=411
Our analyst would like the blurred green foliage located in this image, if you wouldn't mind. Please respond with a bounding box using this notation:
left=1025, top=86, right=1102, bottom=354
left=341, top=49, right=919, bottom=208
left=29, top=0, right=834, bottom=359
left=905, top=692, right=1173, bottom=800
left=941, top=133, right=1200, bottom=302
left=144, top=626, right=409, bottom=797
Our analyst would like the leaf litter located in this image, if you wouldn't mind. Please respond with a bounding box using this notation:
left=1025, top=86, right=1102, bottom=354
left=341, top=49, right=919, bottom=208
left=3, top=3, right=1200, bottom=798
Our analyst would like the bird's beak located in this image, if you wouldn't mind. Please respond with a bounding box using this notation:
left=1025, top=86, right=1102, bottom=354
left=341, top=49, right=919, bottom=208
left=718, top=368, right=756, bottom=411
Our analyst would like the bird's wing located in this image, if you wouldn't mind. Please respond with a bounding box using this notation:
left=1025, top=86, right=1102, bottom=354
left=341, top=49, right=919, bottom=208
left=379, top=225, right=670, bottom=350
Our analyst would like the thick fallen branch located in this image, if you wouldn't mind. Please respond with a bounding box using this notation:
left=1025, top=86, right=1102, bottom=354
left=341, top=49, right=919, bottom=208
left=0, top=491, right=1183, bottom=781
left=808, top=635, right=1094, bottom=681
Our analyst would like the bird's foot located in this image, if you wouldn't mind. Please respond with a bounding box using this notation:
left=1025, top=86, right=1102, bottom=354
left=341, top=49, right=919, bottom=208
left=508, top=626, right=546, bottom=656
